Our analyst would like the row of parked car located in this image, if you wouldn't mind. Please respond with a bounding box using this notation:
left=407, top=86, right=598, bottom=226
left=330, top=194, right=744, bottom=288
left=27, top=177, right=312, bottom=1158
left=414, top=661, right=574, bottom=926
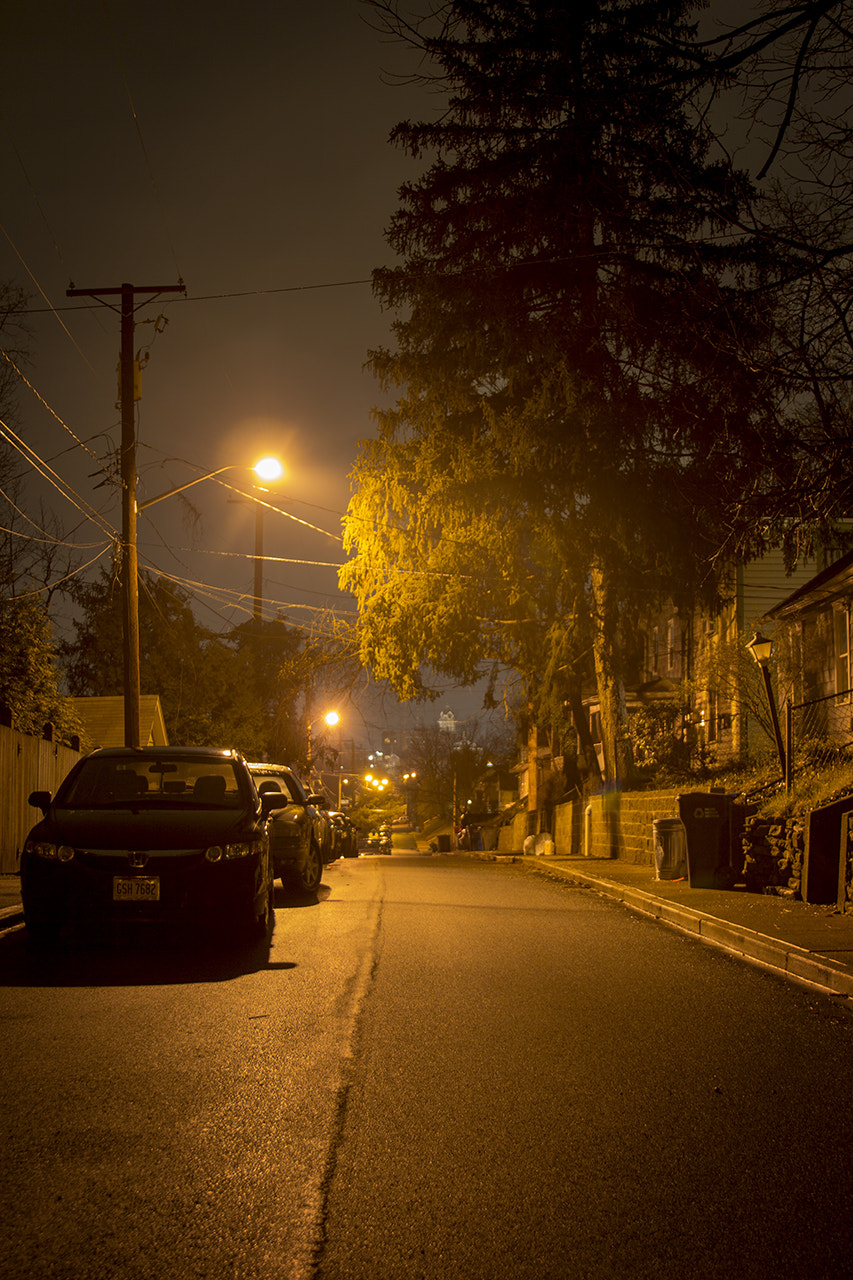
left=249, top=760, right=359, bottom=890
left=19, top=745, right=361, bottom=946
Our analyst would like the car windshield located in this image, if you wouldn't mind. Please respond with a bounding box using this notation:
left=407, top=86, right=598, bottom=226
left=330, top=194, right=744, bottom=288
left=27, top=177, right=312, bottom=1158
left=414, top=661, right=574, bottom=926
left=60, top=757, right=246, bottom=809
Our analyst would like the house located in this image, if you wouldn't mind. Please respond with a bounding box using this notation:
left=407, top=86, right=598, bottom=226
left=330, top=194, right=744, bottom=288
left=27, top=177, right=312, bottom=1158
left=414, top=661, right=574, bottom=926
left=765, top=546, right=853, bottom=704
left=471, top=766, right=518, bottom=814
left=582, top=547, right=837, bottom=773
left=762, top=548, right=853, bottom=760
left=69, top=695, right=169, bottom=750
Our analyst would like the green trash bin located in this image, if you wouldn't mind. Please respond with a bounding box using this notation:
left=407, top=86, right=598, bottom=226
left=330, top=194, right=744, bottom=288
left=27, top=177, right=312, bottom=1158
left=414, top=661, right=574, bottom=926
left=677, top=793, right=736, bottom=889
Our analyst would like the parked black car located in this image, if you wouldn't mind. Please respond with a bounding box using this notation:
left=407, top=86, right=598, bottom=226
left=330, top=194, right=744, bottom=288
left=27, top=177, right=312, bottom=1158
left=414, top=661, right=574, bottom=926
left=247, top=762, right=324, bottom=893
left=21, top=747, right=274, bottom=945
left=360, top=827, right=392, bottom=855
left=309, top=794, right=337, bottom=864
left=328, top=811, right=359, bottom=859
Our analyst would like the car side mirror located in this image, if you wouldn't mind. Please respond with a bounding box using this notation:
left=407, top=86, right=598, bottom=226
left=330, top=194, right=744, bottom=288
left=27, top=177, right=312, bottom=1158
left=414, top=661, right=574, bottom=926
left=260, top=791, right=289, bottom=813
left=28, top=790, right=51, bottom=815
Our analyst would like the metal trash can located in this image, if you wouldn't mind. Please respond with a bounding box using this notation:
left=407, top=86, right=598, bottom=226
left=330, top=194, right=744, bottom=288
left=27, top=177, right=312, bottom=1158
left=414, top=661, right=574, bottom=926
left=652, top=818, right=687, bottom=881
left=437, top=834, right=452, bottom=853
left=677, top=793, right=736, bottom=889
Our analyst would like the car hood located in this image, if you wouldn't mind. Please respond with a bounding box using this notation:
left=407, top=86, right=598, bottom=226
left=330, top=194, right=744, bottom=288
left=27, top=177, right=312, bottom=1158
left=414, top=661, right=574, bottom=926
left=29, top=805, right=261, bottom=851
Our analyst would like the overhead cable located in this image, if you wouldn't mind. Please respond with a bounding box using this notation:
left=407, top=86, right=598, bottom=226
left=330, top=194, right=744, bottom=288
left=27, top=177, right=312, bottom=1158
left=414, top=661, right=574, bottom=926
left=0, top=419, right=117, bottom=539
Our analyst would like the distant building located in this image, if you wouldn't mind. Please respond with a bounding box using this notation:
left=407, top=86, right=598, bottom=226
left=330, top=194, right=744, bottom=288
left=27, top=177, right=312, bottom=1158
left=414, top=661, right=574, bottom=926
left=438, top=710, right=457, bottom=734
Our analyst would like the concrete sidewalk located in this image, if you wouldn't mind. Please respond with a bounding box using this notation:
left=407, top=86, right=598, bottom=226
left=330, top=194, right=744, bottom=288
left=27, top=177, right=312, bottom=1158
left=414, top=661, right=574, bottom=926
left=512, top=855, right=853, bottom=998
left=5, top=854, right=853, bottom=998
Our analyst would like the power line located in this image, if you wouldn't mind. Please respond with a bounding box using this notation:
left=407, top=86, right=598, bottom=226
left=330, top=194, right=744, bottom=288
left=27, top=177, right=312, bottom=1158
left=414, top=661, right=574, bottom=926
left=0, top=418, right=117, bottom=539
left=15, top=275, right=373, bottom=316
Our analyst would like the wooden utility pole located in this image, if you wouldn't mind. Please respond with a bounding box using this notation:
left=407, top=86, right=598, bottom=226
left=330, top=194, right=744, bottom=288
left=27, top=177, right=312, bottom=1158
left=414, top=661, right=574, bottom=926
left=67, top=281, right=186, bottom=748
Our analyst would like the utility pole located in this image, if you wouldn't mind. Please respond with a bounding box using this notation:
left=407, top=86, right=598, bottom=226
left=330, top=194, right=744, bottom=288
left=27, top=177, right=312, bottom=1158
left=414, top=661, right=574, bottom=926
left=67, top=281, right=185, bottom=748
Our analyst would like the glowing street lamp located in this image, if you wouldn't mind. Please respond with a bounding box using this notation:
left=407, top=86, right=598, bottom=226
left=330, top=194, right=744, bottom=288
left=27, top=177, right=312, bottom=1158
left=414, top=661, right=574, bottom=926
left=247, top=457, right=284, bottom=622
left=307, top=709, right=340, bottom=771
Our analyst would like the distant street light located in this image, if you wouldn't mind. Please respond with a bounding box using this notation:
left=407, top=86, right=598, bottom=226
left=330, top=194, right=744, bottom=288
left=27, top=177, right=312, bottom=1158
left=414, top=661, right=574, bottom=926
left=746, top=631, right=787, bottom=780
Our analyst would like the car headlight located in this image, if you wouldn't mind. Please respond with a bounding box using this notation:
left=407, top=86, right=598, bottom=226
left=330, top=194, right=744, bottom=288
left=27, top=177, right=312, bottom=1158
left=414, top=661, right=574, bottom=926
left=25, top=841, right=75, bottom=862
left=204, top=842, right=257, bottom=863
left=224, top=842, right=253, bottom=860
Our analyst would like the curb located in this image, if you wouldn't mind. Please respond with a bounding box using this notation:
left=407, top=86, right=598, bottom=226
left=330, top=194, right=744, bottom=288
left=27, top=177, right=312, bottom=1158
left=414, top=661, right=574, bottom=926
left=0, top=904, right=24, bottom=928
left=516, top=856, right=853, bottom=999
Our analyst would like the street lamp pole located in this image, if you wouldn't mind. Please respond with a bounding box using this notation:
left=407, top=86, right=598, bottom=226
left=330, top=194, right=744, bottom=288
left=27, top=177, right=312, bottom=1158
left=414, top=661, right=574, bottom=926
left=253, top=503, right=264, bottom=623
left=307, top=710, right=340, bottom=787
left=746, top=632, right=787, bottom=780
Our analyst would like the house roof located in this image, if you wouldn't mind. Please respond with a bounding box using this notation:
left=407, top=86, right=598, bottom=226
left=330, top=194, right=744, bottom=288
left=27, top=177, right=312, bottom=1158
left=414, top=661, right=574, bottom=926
left=765, top=548, right=853, bottom=621
left=69, top=695, right=169, bottom=749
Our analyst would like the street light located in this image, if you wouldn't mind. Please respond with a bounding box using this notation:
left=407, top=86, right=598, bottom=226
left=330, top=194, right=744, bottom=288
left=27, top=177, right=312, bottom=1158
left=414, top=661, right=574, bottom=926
left=142, top=457, right=283, bottom=625
left=245, top=457, right=283, bottom=622
left=307, top=709, right=340, bottom=779
left=746, top=631, right=786, bottom=779
left=123, top=456, right=283, bottom=748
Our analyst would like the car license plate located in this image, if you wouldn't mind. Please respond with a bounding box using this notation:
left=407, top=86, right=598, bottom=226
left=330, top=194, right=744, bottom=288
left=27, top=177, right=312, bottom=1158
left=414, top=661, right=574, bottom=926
left=113, top=876, right=160, bottom=902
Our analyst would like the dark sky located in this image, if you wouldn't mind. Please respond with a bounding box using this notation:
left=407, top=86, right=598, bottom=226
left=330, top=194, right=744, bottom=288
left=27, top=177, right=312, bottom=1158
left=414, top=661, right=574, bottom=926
left=0, top=1, right=495, bottom=741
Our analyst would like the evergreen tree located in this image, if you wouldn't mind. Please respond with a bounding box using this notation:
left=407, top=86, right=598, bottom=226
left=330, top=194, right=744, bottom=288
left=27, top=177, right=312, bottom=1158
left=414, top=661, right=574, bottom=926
left=61, top=566, right=304, bottom=758
left=0, top=596, right=83, bottom=741
left=343, top=0, right=780, bottom=781
left=0, top=281, right=83, bottom=742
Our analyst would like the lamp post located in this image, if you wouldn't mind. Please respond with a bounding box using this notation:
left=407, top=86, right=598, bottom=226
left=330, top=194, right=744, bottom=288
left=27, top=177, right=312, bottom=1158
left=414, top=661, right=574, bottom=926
left=307, top=709, right=340, bottom=784
left=127, top=456, right=283, bottom=748
left=746, top=631, right=786, bottom=779
left=403, top=771, right=418, bottom=827
left=248, top=456, right=284, bottom=622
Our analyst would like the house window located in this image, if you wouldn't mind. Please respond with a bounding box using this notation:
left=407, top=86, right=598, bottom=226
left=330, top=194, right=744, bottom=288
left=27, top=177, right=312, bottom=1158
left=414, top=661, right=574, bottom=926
left=651, top=628, right=659, bottom=676
left=667, top=618, right=676, bottom=673
left=834, top=606, right=851, bottom=698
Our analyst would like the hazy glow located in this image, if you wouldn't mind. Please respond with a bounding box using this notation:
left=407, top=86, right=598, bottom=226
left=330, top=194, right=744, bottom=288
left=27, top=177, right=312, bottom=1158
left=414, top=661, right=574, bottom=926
left=253, top=456, right=284, bottom=483
left=323, top=710, right=340, bottom=728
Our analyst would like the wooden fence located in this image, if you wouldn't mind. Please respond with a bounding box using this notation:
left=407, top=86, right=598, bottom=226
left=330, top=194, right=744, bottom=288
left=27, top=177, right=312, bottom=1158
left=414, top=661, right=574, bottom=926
left=0, top=724, right=81, bottom=874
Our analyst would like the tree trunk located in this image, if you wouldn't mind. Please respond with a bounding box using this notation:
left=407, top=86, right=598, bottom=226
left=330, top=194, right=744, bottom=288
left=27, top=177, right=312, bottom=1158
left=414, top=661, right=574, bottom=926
left=590, top=559, right=633, bottom=784
left=527, top=712, right=539, bottom=820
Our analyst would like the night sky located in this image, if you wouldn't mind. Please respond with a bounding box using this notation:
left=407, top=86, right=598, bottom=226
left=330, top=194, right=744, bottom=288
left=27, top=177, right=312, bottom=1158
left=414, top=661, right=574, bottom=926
left=0, top=1, right=489, bottom=741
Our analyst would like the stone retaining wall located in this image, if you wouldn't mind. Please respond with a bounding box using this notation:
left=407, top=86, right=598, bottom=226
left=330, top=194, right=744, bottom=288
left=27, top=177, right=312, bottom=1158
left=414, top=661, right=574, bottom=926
left=741, top=815, right=804, bottom=898
left=500, top=788, right=682, bottom=864
left=497, top=783, right=853, bottom=910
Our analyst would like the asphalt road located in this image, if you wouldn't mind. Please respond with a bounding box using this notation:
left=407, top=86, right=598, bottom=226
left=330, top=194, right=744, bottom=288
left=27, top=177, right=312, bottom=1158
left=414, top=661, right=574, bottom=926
left=2, top=853, right=852, bottom=1279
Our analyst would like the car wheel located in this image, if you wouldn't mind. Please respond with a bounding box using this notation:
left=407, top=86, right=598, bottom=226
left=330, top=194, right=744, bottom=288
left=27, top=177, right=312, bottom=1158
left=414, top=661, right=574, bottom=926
left=298, top=839, right=323, bottom=894
left=245, top=872, right=274, bottom=940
